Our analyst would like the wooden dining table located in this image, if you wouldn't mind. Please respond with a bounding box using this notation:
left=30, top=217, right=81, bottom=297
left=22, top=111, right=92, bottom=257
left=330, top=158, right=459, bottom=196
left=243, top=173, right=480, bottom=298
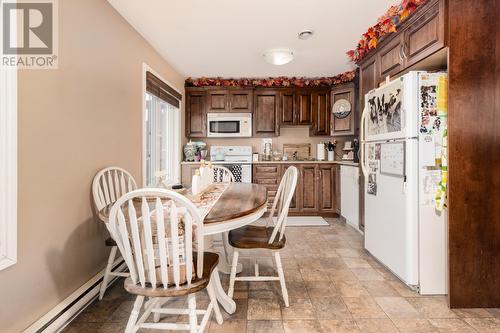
left=98, top=182, right=268, bottom=314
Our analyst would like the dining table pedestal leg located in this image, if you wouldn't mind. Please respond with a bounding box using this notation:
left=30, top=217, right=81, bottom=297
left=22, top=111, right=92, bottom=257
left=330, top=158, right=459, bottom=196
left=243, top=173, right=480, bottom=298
left=205, top=234, right=242, bottom=274
left=210, top=267, right=236, bottom=314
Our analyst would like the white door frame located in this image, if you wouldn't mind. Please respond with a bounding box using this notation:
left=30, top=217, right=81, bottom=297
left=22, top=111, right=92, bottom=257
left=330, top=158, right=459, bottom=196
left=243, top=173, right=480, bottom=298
left=141, top=63, right=182, bottom=186
left=0, top=65, right=17, bottom=271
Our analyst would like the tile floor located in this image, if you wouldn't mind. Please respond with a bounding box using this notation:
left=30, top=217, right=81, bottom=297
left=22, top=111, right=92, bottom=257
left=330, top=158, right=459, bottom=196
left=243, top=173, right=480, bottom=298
left=63, top=218, right=500, bottom=333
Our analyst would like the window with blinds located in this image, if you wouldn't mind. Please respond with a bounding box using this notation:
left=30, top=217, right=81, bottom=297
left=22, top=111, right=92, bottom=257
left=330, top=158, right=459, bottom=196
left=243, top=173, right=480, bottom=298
left=145, top=72, right=182, bottom=186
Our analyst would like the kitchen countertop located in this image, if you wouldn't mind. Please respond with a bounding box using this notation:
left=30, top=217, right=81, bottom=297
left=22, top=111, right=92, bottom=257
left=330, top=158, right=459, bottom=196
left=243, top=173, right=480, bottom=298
left=253, top=160, right=359, bottom=167
left=181, top=160, right=359, bottom=167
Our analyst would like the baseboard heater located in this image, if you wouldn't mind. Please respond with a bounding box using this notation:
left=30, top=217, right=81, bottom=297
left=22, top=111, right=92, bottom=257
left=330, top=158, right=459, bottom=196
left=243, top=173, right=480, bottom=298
left=23, top=259, right=126, bottom=333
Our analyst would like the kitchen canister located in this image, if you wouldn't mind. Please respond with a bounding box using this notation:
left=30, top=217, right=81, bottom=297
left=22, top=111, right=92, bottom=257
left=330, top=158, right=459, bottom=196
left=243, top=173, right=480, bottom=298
left=328, top=150, right=335, bottom=161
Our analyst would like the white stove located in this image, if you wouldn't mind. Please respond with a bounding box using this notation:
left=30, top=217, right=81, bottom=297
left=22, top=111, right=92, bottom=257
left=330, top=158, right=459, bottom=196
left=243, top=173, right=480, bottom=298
left=209, top=146, right=252, bottom=182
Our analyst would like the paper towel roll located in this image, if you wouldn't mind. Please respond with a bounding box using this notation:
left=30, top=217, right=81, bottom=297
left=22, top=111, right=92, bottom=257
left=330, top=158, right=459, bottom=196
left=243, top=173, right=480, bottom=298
left=317, top=143, right=325, bottom=161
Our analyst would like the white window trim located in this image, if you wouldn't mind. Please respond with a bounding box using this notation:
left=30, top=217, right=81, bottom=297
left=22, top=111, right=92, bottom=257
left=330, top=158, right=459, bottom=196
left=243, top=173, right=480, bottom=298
left=0, top=66, right=17, bottom=271
left=141, top=63, right=182, bottom=186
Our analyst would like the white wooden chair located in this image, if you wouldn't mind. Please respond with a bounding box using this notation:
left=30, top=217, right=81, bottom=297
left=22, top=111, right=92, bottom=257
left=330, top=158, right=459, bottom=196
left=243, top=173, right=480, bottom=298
left=92, top=167, right=137, bottom=300
left=213, top=166, right=235, bottom=183
left=227, top=166, right=298, bottom=307
left=108, top=188, right=222, bottom=333
left=212, top=166, right=235, bottom=268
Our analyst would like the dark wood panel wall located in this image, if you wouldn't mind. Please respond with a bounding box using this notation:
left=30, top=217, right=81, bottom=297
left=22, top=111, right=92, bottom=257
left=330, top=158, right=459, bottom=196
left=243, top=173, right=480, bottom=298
left=448, top=0, right=500, bottom=308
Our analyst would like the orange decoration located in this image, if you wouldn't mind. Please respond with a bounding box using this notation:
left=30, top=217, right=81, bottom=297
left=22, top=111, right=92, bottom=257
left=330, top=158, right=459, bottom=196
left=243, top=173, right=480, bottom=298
left=185, top=71, right=356, bottom=88
left=346, top=0, right=428, bottom=62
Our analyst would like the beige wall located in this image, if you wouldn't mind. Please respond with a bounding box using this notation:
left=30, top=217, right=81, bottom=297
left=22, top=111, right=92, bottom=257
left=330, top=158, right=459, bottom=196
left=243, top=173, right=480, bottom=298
left=0, top=1, right=184, bottom=332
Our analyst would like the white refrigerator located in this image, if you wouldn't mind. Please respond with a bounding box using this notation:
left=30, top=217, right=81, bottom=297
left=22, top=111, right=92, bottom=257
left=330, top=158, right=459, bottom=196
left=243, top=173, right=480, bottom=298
left=360, top=71, right=448, bottom=295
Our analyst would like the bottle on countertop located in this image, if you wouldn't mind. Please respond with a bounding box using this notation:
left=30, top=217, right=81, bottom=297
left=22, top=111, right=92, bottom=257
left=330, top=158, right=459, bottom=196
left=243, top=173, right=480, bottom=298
left=192, top=169, right=201, bottom=195
left=199, top=160, right=207, bottom=190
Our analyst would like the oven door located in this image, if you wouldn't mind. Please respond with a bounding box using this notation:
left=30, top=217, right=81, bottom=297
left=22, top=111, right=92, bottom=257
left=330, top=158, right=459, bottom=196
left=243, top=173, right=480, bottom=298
left=216, top=163, right=252, bottom=183
left=207, top=113, right=251, bottom=137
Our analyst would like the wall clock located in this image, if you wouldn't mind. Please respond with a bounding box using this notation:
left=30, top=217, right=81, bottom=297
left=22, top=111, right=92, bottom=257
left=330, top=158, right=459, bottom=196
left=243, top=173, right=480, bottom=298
left=332, top=99, right=352, bottom=119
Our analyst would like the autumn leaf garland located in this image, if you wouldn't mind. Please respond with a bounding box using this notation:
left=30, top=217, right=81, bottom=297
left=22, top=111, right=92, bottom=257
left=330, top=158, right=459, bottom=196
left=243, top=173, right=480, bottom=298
left=347, top=0, right=428, bottom=63
left=185, top=70, right=356, bottom=88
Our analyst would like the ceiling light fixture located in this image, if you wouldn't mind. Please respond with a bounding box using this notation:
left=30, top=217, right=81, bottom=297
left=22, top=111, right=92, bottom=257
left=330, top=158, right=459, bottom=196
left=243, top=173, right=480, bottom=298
left=298, top=29, right=314, bottom=40
left=263, top=48, right=294, bottom=66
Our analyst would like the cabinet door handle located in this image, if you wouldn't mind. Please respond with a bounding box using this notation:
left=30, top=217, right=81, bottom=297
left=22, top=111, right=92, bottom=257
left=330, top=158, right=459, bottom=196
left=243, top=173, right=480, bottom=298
left=399, top=44, right=404, bottom=62
left=401, top=43, right=408, bottom=59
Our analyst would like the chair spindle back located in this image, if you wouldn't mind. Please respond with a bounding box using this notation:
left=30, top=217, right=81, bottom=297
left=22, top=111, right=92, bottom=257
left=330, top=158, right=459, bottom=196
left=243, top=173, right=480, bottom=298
left=108, top=189, right=204, bottom=289
left=92, top=167, right=137, bottom=211
left=213, top=166, right=235, bottom=183
left=268, top=166, right=298, bottom=244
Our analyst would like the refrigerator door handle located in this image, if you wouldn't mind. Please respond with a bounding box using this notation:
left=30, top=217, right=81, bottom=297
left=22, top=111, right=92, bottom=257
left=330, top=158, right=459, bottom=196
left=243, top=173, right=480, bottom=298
left=360, top=105, right=369, bottom=178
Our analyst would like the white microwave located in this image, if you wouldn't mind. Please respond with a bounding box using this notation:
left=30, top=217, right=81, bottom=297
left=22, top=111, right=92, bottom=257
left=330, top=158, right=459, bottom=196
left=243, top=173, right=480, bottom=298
left=207, top=113, right=252, bottom=138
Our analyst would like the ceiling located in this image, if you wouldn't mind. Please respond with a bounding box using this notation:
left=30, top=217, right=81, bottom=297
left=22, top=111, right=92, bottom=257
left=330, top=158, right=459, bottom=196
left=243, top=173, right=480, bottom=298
left=108, top=0, right=396, bottom=78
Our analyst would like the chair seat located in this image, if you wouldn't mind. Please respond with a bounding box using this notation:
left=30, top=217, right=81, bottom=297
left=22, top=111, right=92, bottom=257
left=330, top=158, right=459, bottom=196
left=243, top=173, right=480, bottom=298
left=228, top=225, right=286, bottom=250
left=124, top=252, right=219, bottom=297
left=105, top=237, right=116, bottom=247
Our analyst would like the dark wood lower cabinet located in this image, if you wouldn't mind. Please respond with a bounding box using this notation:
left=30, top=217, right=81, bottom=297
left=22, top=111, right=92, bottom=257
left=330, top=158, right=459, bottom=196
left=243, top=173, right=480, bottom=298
left=318, top=164, right=337, bottom=213
left=253, top=163, right=339, bottom=217
left=282, top=164, right=301, bottom=213
left=300, top=164, right=319, bottom=212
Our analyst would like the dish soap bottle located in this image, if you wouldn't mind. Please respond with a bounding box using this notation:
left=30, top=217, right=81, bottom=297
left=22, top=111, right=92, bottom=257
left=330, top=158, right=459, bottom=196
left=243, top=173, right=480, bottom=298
left=192, top=170, right=201, bottom=195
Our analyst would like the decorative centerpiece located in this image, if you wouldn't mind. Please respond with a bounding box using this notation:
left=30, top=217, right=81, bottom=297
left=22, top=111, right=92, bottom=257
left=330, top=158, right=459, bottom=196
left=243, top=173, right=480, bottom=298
left=183, top=141, right=207, bottom=162
left=183, top=141, right=197, bottom=162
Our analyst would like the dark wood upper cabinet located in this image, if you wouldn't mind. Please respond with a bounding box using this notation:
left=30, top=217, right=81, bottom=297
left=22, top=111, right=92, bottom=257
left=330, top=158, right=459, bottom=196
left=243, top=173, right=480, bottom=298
left=296, top=90, right=313, bottom=125
left=205, top=88, right=253, bottom=113
left=300, top=164, right=318, bottom=212
left=280, top=89, right=313, bottom=126
left=403, top=0, right=446, bottom=67
left=280, top=89, right=296, bottom=125
left=206, top=89, right=229, bottom=112
left=378, top=34, right=405, bottom=79
left=310, top=90, right=330, bottom=136
left=185, top=89, right=206, bottom=138
left=359, top=57, right=378, bottom=115
left=358, top=0, right=446, bottom=89
left=253, top=89, right=280, bottom=137
left=331, top=83, right=356, bottom=136
left=318, top=164, right=337, bottom=213
left=229, top=89, right=253, bottom=112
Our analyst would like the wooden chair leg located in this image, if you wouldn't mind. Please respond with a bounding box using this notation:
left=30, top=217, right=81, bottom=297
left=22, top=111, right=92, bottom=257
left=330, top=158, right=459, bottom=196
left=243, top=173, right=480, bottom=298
left=228, top=250, right=239, bottom=299
left=188, top=293, right=198, bottom=333
left=153, top=298, right=164, bottom=323
left=125, top=295, right=144, bottom=333
left=99, top=245, right=118, bottom=300
left=207, top=280, right=223, bottom=325
left=274, top=251, right=289, bottom=307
